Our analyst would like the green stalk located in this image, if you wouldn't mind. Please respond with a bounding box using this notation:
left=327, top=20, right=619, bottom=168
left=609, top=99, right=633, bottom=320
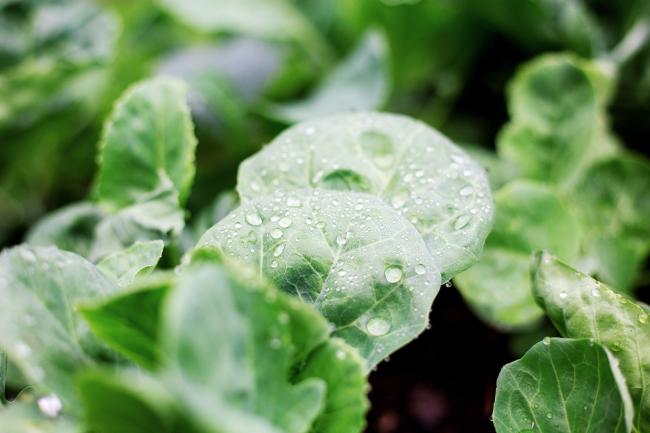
left=608, top=18, right=650, bottom=65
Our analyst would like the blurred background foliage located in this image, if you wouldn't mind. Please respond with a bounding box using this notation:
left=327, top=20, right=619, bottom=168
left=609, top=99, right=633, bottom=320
left=2, top=0, right=649, bottom=249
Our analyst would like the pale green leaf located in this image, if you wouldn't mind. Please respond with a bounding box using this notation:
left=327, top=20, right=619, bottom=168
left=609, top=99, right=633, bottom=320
left=493, top=338, right=633, bottom=433
left=98, top=240, right=164, bottom=287
left=455, top=181, right=580, bottom=330
left=263, top=30, right=389, bottom=123
left=237, top=112, right=494, bottom=281
left=498, top=54, right=617, bottom=186
left=90, top=180, right=185, bottom=261
left=26, top=202, right=104, bottom=257
left=197, top=189, right=441, bottom=368
left=94, top=77, right=197, bottom=209
left=572, top=153, right=650, bottom=290
left=0, top=245, right=116, bottom=409
left=532, top=252, right=650, bottom=432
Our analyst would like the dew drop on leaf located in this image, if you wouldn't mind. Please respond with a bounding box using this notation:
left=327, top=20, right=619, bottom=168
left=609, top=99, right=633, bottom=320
left=366, top=317, right=391, bottom=336
left=278, top=217, right=292, bottom=228
left=273, top=244, right=285, bottom=257
left=384, top=266, right=403, bottom=283
left=270, top=229, right=283, bottom=239
left=415, top=264, right=426, bottom=275
left=245, top=212, right=262, bottom=226
left=454, top=214, right=471, bottom=230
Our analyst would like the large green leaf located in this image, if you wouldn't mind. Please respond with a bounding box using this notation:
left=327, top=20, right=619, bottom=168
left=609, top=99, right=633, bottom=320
left=497, top=54, right=617, bottom=187
left=532, top=252, right=650, bottom=432
left=572, top=153, right=650, bottom=290
left=262, top=29, right=389, bottom=123
left=455, top=181, right=580, bottom=330
left=237, top=111, right=494, bottom=281
left=94, top=77, right=197, bottom=210
left=0, top=245, right=117, bottom=410
left=98, top=240, right=164, bottom=287
left=493, top=338, right=633, bottom=433
left=197, top=189, right=441, bottom=368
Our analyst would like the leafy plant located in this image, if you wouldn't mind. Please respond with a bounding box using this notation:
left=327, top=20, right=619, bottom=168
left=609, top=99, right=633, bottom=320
left=0, top=75, right=493, bottom=431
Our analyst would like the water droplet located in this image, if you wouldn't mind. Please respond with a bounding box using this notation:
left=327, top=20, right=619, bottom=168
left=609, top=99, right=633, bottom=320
left=367, top=318, right=391, bottom=336
left=559, top=292, right=568, bottom=299
left=336, top=350, right=347, bottom=360
left=250, top=182, right=261, bottom=192
left=338, top=270, right=347, bottom=277
left=415, top=264, right=426, bottom=275
left=286, top=197, right=301, bottom=207
left=270, top=260, right=278, bottom=268
left=590, top=288, right=601, bottom=297
left=37, top=394, right=62, bottom=418
left=234, top=222, right=242, bottom=229
left=391, top=192, right=408, bottom=209
left=454, top=215, right=471, bottom=230
left=278, top=217, right=292, bottom=228
left=245, top=212, right=262, bottom=226
left=384, top=266, right=403, bottom=283
left=542, top=337, right=551, bottom=346
left=273, top=244, right=285, bottom=257
left=460, top=186, right=473, bottom=196
left=639, top=314, right=648, bottom=324
left=336, top=233, right=349, bottom=246
left=15, top=342, right=31, bottom=358
left=545, top=413, right=552, bottom=420
left=271, top=229, right=283, bottom=239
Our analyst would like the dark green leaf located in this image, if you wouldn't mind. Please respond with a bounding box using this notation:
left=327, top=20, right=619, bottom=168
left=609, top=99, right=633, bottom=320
left=493, top=338, right=633, bottom=433
left=532, top=252, right=650, bottom=432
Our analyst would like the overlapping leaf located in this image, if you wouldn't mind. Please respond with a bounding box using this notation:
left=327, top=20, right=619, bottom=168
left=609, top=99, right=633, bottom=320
left=532, top=252, right=650, bottom=432
left=237, top=111, right=494, bottom=281
left=197, top=189, right=441, bottom=368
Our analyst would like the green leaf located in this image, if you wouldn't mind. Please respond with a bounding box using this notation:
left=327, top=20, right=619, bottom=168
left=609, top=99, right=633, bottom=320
left=0, top=245, right=117, bottom=410
left=572, top=153, right=650, bottom=290
left=163, top=264, right=325, bottom=433
left=455, top=181, right=580, bottom=330
left=156, top=0, right=329, bottom=63
left=81, top=274, right=173, bottom=370
left=0, top=1, right=118, bottom=131
left=497, top=54, right=617, bottom=186
left=94, top=77, right=197, bottom=210
left=98, top=240, right=164, bottom=287
left=0, top=401, right=79, bottom=433
left=262, top=29, right=389, bottom=123
left=493, top=338, right=633, bottom=433
left=295, top=338, right=368, bottom=433
left=236, top=111, right=494, bottom=281
left=79, top=370, right=181, bottom=433
left=26, top=202, right=104, bottom=257
left=197, top=189, right=441, bottom=368
left=532, top=252, right=650, bottom=432
left=90, top=180, right=185, bottom=261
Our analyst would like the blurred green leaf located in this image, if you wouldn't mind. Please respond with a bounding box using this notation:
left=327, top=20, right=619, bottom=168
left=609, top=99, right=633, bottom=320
left=0, top=245, right=117, bottom=410
left=455, top=181, right=580, bottom=330
left=262, top=29, right=390, bottom=123
left=98, top=240, right=164, bottom=287
left=94, top=77, right=197, bottom=210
